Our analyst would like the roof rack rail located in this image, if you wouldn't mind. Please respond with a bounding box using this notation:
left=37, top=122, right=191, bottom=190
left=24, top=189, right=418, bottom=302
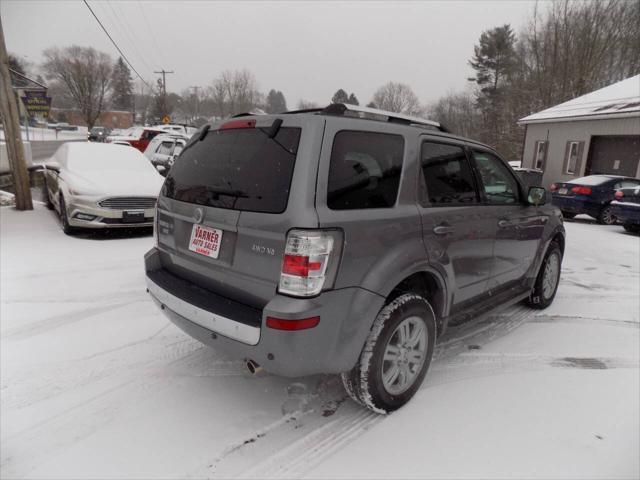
left=323, top=103, right=447, bottom=132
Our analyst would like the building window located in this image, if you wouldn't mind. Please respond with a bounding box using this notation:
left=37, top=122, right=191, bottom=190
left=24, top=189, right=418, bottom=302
left=534, top=141, right=547, bottom=170
left=565, top=141, right=580, bottom=174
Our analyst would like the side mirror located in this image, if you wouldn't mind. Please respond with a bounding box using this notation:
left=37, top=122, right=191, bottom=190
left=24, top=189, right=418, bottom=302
left=528, top=186, right=547, bottom=206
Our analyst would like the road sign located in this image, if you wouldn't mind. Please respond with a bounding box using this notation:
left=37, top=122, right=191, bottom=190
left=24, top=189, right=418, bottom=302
left=20, top=91, right=51, bottom=118
left=162, top=115, right=171, bottom=124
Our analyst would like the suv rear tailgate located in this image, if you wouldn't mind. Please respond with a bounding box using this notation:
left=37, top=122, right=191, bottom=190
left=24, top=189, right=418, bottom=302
left=155, top=115, right=324, bottom=309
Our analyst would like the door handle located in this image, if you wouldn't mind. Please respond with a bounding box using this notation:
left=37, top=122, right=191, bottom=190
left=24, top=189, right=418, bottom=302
left=433, top=225, right=455, bottom=235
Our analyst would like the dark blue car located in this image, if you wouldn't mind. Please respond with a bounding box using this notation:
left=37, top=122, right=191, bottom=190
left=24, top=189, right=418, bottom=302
left=551, top=175, right=640, bottom=224
left=611, top=186, right=640, bottom=233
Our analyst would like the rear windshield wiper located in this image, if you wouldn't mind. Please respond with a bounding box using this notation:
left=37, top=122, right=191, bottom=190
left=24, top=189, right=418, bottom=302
left=175, top=185, right=254, bottom=204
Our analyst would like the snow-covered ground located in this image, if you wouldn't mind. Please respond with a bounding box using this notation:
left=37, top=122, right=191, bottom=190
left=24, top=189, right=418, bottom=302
left=1, top=208, right=638, bottom=479
left=0, top=126, right=88, bottom=142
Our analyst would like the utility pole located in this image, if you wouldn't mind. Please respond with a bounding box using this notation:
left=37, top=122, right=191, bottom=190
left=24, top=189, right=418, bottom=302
left=154, top=69, right=173, bottom=118
left=0, top=16, right=32, bottom=210
left=189, top=86, right=200, bottom=123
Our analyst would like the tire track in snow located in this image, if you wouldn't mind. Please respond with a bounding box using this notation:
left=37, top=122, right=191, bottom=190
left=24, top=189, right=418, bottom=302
left=210, top=305, right=639, bottom=479
left=207, top=305, right=538, bottom=479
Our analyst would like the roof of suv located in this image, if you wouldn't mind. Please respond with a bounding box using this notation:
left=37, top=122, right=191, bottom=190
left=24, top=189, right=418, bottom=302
left=231, top=103, right=491, bottom=150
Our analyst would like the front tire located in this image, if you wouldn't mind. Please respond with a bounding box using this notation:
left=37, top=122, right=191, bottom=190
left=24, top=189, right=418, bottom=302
left=59, top=195, right=75, bottom=235
left=341, top=294, right=436, bottom=414
left=527, top=241, right=562, bottom=309
left=43, top=181, right=54, bottom=210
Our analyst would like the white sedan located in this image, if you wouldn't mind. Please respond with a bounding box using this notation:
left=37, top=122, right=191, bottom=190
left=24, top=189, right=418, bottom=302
left=43, top=142, right=164, bottom=234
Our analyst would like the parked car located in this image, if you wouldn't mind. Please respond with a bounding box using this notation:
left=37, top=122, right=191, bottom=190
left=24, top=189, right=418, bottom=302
left=87, top=126, right=111, bottom=142
left=144, top=103, right=565, bottom=413
left=550, top=175, right=640, bottom=224
left=106, top=127, right=167, bottom=153
left=611, top=186, right=640, bottom=233
left=55, top=122, right=79, bottom=131
left=43, top=142, right=164, bottom=234
left=143, top=133, right=188, bottom=174
left=152, top=124, right=198, bottom=136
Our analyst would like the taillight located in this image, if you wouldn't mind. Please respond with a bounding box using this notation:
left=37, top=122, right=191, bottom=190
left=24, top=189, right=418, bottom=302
left=219, top=119, right=256, bottom=130
left=615, top=190, right=624, bottom=200
left=550, top=183, right=557, bottom=192
left=266, top=316, right=320, bottom=331
left=153, top=208, right=159, bottom=247
left=279, top=230, right=337, bottom=297
left=571, top=186, right=592, bottom=195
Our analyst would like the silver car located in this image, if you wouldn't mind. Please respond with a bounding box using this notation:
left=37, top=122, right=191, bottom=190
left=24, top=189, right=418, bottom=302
left=44, top=142, right=164, bottom=234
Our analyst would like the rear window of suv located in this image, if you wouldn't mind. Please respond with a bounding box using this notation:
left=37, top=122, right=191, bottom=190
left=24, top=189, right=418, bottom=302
left=327, top=131, right=405, bottom=210
left=162, top=127, right=301, bottom=213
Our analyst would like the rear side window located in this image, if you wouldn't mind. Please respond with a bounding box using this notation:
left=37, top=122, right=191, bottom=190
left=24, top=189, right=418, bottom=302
left=421, top=142, right=478, bottom=205
left=162, top=127, right=301, bottom=213
left=327, top=131, right=404, bottom=210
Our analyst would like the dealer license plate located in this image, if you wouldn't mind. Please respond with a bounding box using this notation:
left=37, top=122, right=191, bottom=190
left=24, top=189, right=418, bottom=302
left=558, top=188, right=568, bottom=195
left=189, top=224, right=223, bottom=259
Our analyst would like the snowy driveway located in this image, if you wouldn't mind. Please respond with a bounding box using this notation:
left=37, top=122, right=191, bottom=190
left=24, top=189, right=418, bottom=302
left=1, top=207, right=638, bottom=479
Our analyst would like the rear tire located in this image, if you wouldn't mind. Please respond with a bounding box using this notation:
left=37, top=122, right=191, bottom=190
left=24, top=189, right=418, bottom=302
left=597, top=205, right=616, bottom=225
left=623, top=222, right=640, bottom=234
left=341, top=293, right=436, bottom=414
left=560, top=211, right=575, bottom=219
left=527, top=241, right=562, bottom=309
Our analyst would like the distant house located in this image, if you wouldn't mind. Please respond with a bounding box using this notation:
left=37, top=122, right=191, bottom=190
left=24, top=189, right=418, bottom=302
left=519, top=75, right=640, bottom=187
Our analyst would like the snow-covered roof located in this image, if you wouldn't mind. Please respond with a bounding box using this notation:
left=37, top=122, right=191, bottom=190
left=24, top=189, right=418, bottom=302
left=519, top=75, right=640, bottom=124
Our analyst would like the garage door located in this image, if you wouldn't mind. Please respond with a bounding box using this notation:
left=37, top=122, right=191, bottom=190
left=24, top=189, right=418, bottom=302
left=586, top=136, right=640, bottom=177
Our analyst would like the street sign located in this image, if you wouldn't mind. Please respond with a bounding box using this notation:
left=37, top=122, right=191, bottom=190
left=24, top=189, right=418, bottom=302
left=20, top=91, right=51, bottom=118
left=162, top=115, right=171, bottom=124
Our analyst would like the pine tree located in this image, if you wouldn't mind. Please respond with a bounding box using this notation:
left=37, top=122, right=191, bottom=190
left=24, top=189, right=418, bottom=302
left=331, top=89, right=349, bottom=104
left=111, top=57, right=134, bottom=111
left=346, top=93, right=359, bottom=105
left=266, top=89, right=287, bottom=113
left=469, top=24, right=517, bottom=151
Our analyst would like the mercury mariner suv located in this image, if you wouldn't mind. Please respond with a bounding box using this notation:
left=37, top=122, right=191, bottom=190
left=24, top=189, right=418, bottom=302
left=145, top=103, right=565, bottom=413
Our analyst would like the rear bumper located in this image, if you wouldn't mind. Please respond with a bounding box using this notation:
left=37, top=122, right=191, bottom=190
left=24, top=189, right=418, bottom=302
left=610, top=201, right=640, bottom=224
left=144, top=248, right=386, bottom=377
left=551, top=196, right=602, bottom=217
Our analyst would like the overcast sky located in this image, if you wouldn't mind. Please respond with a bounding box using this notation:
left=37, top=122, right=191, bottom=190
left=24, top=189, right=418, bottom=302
left=1, top=0, right=538, bottom=107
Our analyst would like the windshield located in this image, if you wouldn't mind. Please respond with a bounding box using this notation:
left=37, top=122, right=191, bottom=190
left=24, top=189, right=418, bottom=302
left=162, top=127, right=301, bottom=213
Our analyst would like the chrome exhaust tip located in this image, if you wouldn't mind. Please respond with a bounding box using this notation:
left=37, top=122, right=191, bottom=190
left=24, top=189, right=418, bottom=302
left=246, top=359, right=264, bottom=376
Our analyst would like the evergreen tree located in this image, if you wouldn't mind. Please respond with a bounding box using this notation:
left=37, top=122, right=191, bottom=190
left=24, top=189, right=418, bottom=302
left=346, top=93, right=359, bottom=105
left=331, top=89, right=349, bottom=104
left=111, top=57, right=134, bottom=111
left=276, top=90, right=287, bottom=111
left=266, top=89, right=287, bottom=113
left=469, top=24, right=517, bottom=151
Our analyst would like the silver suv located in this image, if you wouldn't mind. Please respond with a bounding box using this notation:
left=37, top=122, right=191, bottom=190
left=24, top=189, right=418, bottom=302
left=145, top=104, right=565, bottom=413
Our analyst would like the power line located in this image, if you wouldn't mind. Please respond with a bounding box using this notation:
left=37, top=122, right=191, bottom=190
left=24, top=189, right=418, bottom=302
left=82, top=0, right=151, bottom=88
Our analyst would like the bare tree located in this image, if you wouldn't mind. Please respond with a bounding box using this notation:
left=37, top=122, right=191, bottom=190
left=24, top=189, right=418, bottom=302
left=42, top=46, right=113, bottom=129
left=428, top=90, right=482, bottom=139
left=371, top=82, right=422, bottom=116
left=209, top=69, right=262, bottom=118
left=522, top=0, right=640, bottom=111
left=296, top=99, right=319, bottom=110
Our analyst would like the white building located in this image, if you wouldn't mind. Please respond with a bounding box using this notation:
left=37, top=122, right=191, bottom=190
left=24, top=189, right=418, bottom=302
left=519, top=75, right=640, bottom=187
